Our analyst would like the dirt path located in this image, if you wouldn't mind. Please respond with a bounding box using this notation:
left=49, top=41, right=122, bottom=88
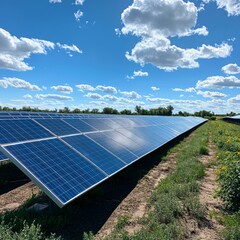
left=0, top=182, right=40, bottom=213
left=189, top=137, right=223, bottom=240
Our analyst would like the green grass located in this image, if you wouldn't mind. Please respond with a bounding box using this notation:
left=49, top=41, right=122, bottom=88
left=106, top=123, right=210, bottom=239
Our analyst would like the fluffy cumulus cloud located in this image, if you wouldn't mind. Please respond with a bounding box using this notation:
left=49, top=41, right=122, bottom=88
left=228, top=94, right=240, bottom=103
left=121, top=0, right=207, bottom=38
left=74, top=10, right=83, bottom=21
left=84, top=93, right=103, bottom=99
left=127, top=70, right=149, bottom=79
left=196, top=75, right=240, bottom=89
left=197, top=90, right=227, bottom=98
left=0, top=28, right=82, bottom=71
left=103, top=95, right=119, bottom=101
left=36, top=94, right=73, bottom=101
left=126, top=38, right=232, bottom=71
left=120, top=90, right=141, bottom=99
left=151, top=86, right=160, bottom=91
left=120, top=0, right=235, bottom=71
left=0, top=77, right=41, bottom=90
left=76, top=84, right=95, bottom=91
left=0, top=28, right=54, bottom=71
left=51, top=85, right=73, bottom=94
left=96, top=85, right=117, bottom=94
left=222, top=63, right=240, bottom=74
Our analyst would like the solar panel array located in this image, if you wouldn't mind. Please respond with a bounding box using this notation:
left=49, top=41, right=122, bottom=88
left=222, top=115, right=240, bottom=123
left=0, top=112, right=207, bottom=207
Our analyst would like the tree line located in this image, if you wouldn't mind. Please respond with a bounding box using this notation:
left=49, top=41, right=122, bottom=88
left=0, top=105, right=238, bottom=118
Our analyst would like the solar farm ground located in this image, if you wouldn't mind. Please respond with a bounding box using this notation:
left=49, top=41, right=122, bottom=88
left=0, top=121, right=240, bottom=239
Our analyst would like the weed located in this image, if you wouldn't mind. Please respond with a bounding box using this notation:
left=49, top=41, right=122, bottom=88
left=199, top=146, right=209, bottom=155
left=114, top=215, right=130, bottom=232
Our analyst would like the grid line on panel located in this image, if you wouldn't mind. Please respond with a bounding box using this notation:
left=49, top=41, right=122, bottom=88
left=63, top=134, right=126, bottom=176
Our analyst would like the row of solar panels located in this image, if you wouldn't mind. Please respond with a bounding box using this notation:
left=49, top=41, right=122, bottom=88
left=0, top=115, right=207, bottom=207
left=0, top=111, right=126, bottom=119
left=0, top=116, right=201, bottom=161
left=222, top=115, right=240, bottom=123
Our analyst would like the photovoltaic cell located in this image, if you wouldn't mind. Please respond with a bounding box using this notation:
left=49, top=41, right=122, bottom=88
left=0, top=119, right=53, bottom=144
left=4, top=138, right=106, bottom=206
left=101, top=130, right=147, bottom=157
left=0, top=151, right=7, bottom=161
left=62, top=119, right=97, bottom=133
left=86, top=132, right=137, bottom=164
left=62, top=134, right=126, bottom=175
left=81, top=118, right=121, bottom=131
left=35, top=119, right=79, bottom=136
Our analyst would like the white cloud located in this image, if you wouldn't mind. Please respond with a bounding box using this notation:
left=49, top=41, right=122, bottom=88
left=74, top=0, right=84, bottom=5
left=51, top=85, right=73, bottom=94
left=228, top=94, right=240, bottom=103
left=120, top=0, right=232, bottom=71
left=172, top=88, right=184, bottom=92
left=151, top=86, right=160, bottom=91
left=0, top=28, right=55, bottom=71
left=49, top=0, right=62, bottom=3
left=57, top=43, right=82, bottom=56
left=216, top=0, right=240, bottom=16
left=36, top=94, right=73, bottom=101
left=185, top=87, right=196, bottom=93
left=126, top=37, right=232, bottom=71
left=76, top=84, right=95, bottom=91
left=222, top=63, right=240, bottom=75
left=173, top=87, right=196, bottom=92
left=180, top=94, right=184, bottom=97
left=103, top=95, right=119, bottom=101
left=74, top=10, right=83, bottom=21
left=120, top=90, right=141, bottom=99
left=0, top=77, right=42, bottom=90
left=96, top=85, right=117, bottom=94
left=23, top=94, right=33, bottom=99
left=197, top=90, right=227, bottom=98
left=127, top=70, right=149, bottom=79
left=196, top=75, right=240, bottom=89
left=84, top=93, right=103, bottom=99
left=121, top=0, right=206, bottom=38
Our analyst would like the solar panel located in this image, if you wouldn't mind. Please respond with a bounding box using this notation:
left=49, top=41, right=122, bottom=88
left=34, top=119, right=79, bottom=136
left=0, top=151, right=8, bottom=161
left=62, top=134, right=126, bottom=175
left=0, top=119, right=53, bottom=144
left=86, top=132, right=138, bottom=164
left=81, top=118, right=120, bottom=131
left=62, top=119, right=98, bottom=133
left=3, top=138, right=106, bottom=206
left=0, top=113, right=207, bottom=207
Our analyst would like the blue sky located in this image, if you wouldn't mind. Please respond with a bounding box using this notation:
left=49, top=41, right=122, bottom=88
left=0, top=0, right=240, bottom=114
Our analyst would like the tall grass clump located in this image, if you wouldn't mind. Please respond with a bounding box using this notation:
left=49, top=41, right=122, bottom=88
left=0, top=220, right=61, bottom=240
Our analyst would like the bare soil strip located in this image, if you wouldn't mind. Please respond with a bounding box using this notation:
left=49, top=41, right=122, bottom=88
left=0, top=182, right=40, bottom=213
left=95, top=152, right=178, bottom=239
left=188, top=137, right=223, bottom=240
